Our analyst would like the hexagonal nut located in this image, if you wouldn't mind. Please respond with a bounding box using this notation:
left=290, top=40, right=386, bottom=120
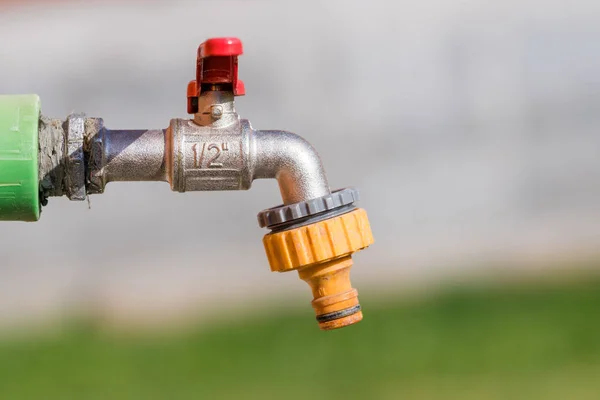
left=64, top=113, right=87, bottom=200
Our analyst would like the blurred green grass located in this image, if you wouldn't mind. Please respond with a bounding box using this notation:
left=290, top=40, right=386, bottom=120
left=0, top=278, right=599, bottom=400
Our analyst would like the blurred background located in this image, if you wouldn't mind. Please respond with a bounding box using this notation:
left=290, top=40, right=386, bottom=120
left=0, top=0, right=599, bottom=398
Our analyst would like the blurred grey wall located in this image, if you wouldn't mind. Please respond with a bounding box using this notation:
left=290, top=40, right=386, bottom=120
left=0, top=0, right=599, bottom=327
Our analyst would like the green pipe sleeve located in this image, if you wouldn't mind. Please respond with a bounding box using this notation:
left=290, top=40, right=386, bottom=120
left=0, top=95, right=40, bottom=221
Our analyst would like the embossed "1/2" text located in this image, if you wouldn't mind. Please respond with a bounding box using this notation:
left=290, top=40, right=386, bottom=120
left=192, top=142, right=229, bottom=168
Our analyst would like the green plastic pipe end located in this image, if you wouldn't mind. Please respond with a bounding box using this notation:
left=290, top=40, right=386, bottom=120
left=0, top=95, right=40, bottom=221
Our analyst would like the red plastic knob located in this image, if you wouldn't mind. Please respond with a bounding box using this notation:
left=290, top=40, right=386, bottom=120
left=187, top=37, right=245, bottom=113
left=199, top=37, right=243, bottom=58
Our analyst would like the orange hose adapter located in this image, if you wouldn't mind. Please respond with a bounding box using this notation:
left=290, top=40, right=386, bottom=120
left=263, top=208, right=374, bottom=330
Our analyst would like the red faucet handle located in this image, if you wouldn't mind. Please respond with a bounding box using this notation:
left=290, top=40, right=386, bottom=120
left=188, top=37, right=245, bottom=113
left=198, top=37, right=245, bottom=95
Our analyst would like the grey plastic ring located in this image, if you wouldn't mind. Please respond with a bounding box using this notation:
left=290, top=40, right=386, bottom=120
left=257, top=187, right=359, bottom=228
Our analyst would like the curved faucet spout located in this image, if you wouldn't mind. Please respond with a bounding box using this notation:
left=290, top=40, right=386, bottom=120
left=252, top=130, right=330, bottom=205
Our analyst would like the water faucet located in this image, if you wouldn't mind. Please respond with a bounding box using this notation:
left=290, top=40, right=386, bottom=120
left=0, top=38, right=374, bottom=330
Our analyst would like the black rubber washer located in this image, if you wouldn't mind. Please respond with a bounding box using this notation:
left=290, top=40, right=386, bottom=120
left=316, top=304, right=362, bottom=323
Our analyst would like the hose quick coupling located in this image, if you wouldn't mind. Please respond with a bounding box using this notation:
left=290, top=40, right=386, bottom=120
left=259, top=188, right=374, bottom=330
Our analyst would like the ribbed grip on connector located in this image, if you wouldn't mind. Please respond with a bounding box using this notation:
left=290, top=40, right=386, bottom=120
left=262, top=208, right=373, bottom=272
